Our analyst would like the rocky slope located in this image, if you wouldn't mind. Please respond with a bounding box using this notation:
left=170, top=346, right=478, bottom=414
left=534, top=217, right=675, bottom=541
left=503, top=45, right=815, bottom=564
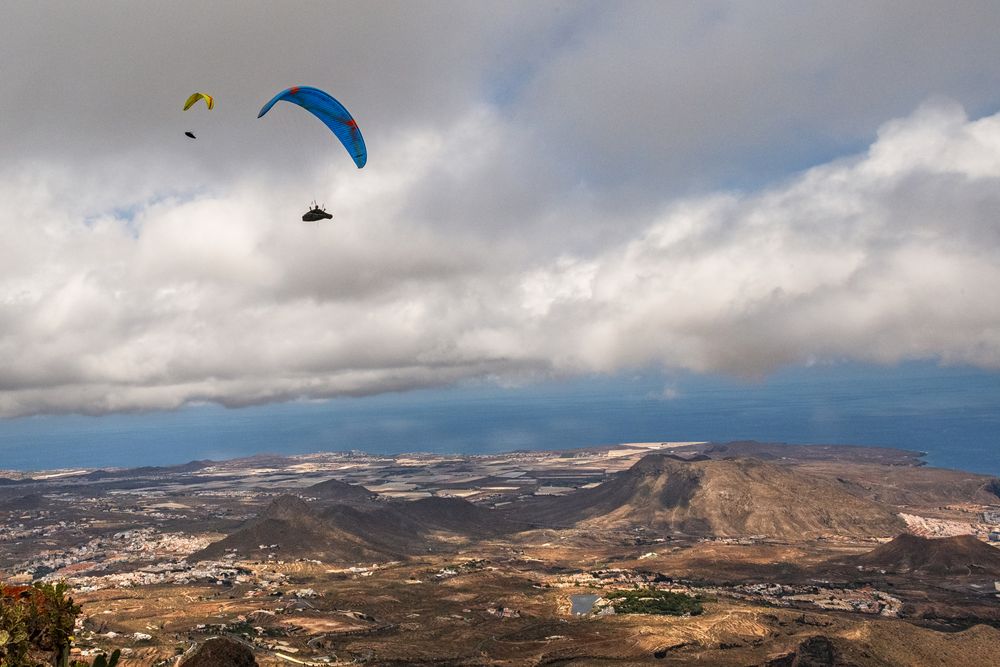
left=843, top=533, right=1000, bottom=576
left=191, top=495, right=400, bottom=562
left=515, top=453, right=905, bottom=539
left=194, top=492, right=515, bottom=563
left=304, top=477, right=378, bottom=505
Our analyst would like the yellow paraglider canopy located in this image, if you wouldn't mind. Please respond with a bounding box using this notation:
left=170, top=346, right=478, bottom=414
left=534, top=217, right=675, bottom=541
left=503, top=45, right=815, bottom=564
left=183, top=93, right=214, bottom=111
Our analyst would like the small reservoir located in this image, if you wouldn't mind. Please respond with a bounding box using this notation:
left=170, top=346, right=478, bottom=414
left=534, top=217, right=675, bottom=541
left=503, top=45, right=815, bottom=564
left=570, top=594, right=599, bottom=615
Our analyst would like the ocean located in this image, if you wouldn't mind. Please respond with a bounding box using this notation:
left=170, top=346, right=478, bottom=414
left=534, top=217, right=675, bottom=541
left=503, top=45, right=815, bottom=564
left=1, top=361, right=998, bottom=475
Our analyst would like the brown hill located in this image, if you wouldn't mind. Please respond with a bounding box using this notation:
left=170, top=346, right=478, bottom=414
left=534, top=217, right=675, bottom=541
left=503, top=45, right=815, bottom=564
left=83, top=459, right=213, bottom=480
left=844, top=533, right=1000, bottom=576
left=514, top=453, right=904, bottom=539
left=705, top=440, right=925, bottom=466
left=762, top=635, right=843, bottom=667
left=304, top=478, right=377, bottom=505
left=785, top=462, right=1000, bottom=507
left=191, top=495, right=400, bottom=563
left=180, top=636, right=257, bottom=667
left=194, top=494, right=516, bottom=563
left=398, top=496, right=513, bottom=535
left=0, top=493, right=46, bottom=511
left=319, top=496, right=516, bottom=554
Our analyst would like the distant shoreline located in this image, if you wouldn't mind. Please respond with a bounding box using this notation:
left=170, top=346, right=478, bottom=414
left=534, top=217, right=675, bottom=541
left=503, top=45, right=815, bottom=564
left=0, top=439, right=937, bottom=480
left=2, top=365, right=997, bottom=475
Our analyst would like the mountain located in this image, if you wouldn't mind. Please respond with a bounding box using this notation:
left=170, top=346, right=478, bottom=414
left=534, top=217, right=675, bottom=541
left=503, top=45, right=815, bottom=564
left=0, top=493, right=45, bottom=511
left=398, top=496, right=510, bottom=535
left=83, top=460, right=213, bottom=480
left=304, top=477, right=377, bottom=505
left=319, top=495, right=515, bottom=554
left=194, top=494, right=516, bottom=563
left=191, top=495, right=399, bottom=563
left=513, top=453, right=905, bottom=539
left=783, top=462, right=1000, bottom=507
left=843, top=533, right=1000, bottom=576
left=318, top=495, right=515, bottom=555
left=704, top=440, right=925, bottom=466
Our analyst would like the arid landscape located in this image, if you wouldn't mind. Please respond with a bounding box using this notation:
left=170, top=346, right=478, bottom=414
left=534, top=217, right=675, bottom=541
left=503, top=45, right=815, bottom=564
left=5, top=3, right=1000, bottom=666
left=2, top=440, right=999, bottom=665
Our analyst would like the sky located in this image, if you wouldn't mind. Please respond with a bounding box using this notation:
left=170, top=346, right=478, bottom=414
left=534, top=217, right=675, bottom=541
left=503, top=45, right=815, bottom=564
left=2, top=362, right=999, bottom=474
left=1, top=2, right=1000, bottom=452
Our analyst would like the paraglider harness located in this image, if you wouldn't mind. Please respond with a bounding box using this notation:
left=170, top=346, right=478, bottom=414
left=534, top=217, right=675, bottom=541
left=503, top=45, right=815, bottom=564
left=302, top=201, right=333, bottom=222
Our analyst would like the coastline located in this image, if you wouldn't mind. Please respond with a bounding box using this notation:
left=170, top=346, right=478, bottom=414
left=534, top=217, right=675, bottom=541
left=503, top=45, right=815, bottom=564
left=0, top=439, right=940, bottom=481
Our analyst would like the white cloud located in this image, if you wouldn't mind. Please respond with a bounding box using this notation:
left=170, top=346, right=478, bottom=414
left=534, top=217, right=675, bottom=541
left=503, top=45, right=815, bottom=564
left=1, top=101, right=999, bottom=416
left=648, top=385, right=681, bottom=402
left=525, top=100, right=1000, bottom=377
left=3, top=4, right=1000, bottom=416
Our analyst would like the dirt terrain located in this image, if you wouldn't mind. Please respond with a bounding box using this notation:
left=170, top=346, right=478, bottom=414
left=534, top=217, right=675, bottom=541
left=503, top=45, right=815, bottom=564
left=508, top=454, right=907, bottom=538
left=1, top=440, right=999, bottom=666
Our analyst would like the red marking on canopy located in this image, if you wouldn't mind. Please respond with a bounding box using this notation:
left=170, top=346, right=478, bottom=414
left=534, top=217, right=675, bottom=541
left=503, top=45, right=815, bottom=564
left=345, top=119, right=358, bottom=128
left=289, top=86, right=300, bottom=95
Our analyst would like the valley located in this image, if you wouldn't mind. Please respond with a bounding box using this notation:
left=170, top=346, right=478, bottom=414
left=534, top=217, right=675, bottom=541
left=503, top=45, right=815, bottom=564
left=2, top=441, right=999, bottom=666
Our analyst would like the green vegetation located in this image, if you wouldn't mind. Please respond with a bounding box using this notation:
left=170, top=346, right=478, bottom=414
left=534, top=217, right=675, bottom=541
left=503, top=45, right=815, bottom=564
left=1, top=582, right=119, bottom=667
left=605, top=588, right=703, bottom=616
left=88, top=652, right=120, bottom=667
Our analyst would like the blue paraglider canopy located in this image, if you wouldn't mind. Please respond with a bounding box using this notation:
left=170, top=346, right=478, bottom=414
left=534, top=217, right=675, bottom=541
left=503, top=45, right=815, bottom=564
left=258, top=86, right=367, bottom=168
